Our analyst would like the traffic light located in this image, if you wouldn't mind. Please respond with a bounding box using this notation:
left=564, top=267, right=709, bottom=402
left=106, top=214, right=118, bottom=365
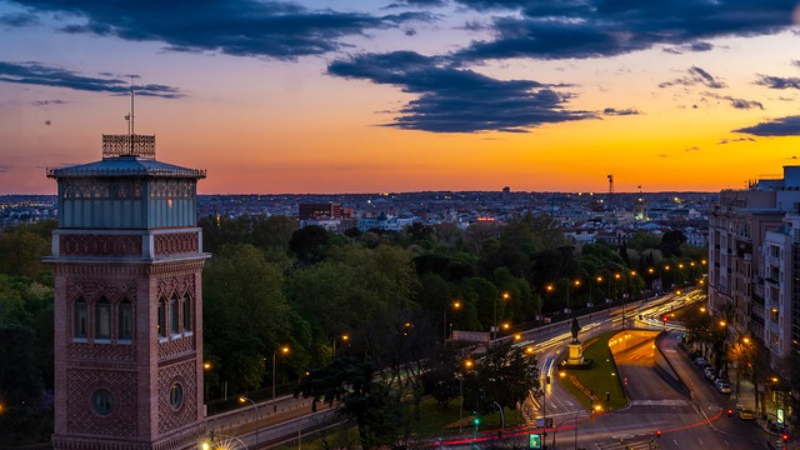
left=662, top=315, right=668, bottom=323
left=473, top=413, right=481, bottom=431
left=656, top=431, right=661, bottom=439
left=727, top=409, right=733, bottom=417
left=782, top=433, right=789, bottom=442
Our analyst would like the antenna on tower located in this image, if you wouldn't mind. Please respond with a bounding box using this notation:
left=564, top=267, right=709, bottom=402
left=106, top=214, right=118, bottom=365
left=607, top=174, right=614, bottom=210
left=130, top=76, right=135, bottom=137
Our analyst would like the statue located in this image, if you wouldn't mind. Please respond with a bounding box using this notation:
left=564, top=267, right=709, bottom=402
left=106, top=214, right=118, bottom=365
left=570, top=316, right=581, bottom=343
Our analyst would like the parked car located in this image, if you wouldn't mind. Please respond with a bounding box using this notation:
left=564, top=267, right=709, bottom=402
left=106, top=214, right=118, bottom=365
left=717, top=382, right=732, bottom=394
left=739, top=409, right=755, bottom=420
left=694, top=358, right=708, bottom=367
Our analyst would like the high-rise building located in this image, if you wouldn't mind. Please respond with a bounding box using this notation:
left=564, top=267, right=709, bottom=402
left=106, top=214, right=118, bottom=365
left=45, top=133, right=209, bottom=450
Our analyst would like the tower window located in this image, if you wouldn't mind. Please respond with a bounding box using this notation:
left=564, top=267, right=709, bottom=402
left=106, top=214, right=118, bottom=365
left=74, top=298, right=87, bottom=339
left=169, top=296, right=179, bottom=335
left=182, top=296, right=191, bottom=332
left=157, top=298, right=166, bottom=338
left=91, top=389, right=114, bottom=416
left=169, top=382, right=183, bottom=411
left=119, top=300, right=133, bottom=341
left=96, top=297, right=111, bottom=340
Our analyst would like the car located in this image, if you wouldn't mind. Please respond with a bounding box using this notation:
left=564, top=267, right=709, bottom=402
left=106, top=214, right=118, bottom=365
left=739, top=409, right=756, bottom=420
left=716, top=382, right=732, bottom=394
left=694, top=358, right=708, bottom=367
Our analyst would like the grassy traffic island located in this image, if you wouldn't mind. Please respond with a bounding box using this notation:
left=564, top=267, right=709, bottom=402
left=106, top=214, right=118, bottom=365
left=556, top=330, right=629, bottom=412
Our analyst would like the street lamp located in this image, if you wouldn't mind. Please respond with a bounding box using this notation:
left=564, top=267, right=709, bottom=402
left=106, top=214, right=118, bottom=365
left=239, top=396, right=259, bottom=447
left=332, top=333, right=349, bottom=357
left=566, top=279, right=580, bottom=314
left=494, top=292, right=510, bottom=339
left=541, top=284, right=554, bottom=328
left=273, top=345, right=290, bottom=412
left=460, top=359, right=474, bottom=433
left=444, top=301, right=461, bottom=345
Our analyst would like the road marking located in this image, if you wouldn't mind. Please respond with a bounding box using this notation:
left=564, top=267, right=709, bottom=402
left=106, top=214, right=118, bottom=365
left=630, top=399, right=688, bottom=406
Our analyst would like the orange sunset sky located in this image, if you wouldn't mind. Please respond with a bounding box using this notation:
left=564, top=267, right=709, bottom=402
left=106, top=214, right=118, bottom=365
left=2, top=1, right=800, bottom=194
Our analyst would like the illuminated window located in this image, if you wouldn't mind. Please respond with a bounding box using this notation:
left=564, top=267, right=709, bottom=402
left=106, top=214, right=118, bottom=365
left=74, top=298, right=87, bottom=339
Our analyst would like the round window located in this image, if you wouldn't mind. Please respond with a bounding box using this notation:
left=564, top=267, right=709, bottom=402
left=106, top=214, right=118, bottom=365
left=169, top=382, right=183, bottom=410
left=91, top=389, right=114, bottom=416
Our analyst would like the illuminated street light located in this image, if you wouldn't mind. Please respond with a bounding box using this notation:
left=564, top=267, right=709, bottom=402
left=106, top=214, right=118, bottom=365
left=444, top=300, right=462, bottom=345
left=272, top=346, right=290, bottom=412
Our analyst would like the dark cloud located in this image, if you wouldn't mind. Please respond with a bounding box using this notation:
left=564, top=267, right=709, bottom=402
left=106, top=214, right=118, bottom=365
left=0, top=12, right=38, bottom=26
left=450, top=0, right=795, bottom=61
left=792, top=60, right=800, bottom=68
left=685, top=146, right=699, bottom=151
left=755, top=75, right=800, bottom=90
left=0, top=165, right=9, bottom=173
left=659, top=67, right=726, bottom=89
left=702, top=92, right=764, bottom=110
left=603, top=107, right=640, bottom=116
left=31, top=99, right=66, bottom=106
left=0, top=62, right=183, bottom=98
left=386, top=0, right=448, bottom=7
left=9, top=0, right=430, bottom=60
left=718, top=137, right=756, bottom=144
left=663, top=42, right=714, bottom=54
left=327, top=51, right=595, bottom=133
left=735, top=116, right=800, bottom=136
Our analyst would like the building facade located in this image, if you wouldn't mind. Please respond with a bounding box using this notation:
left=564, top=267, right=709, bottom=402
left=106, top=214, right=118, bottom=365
left=45, top=133, right=209, bottom=450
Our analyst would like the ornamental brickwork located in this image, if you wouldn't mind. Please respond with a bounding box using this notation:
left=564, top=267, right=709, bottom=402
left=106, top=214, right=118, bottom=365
left=66, top=367, right=139, bottom=436
left=156, top=273, right=195, bottom=303
left=157, top=360, right=197, bottom=434
left=61, top=234, right=142, bottom=257
left=154, top=233, right=198, bottom=257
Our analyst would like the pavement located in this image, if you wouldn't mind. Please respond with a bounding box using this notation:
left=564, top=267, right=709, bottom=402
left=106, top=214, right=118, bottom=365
left=727, top=370, right=796, bottom=450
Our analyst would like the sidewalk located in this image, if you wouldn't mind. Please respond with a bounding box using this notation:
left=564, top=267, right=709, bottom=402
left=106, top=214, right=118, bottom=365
left=729, top=371, right=797, bottom=450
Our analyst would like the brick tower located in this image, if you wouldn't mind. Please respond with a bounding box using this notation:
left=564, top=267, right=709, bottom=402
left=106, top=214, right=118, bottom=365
left=45, top=131, right=208, bottom=450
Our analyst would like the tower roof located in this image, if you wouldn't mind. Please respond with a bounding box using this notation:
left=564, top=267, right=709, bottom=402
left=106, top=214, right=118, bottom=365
left=47, top=134, right=206, bottom=179
left=47, top=155, right=206, bottom=179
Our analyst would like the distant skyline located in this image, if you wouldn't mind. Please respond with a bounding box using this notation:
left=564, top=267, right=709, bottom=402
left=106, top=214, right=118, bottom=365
left=2, top=1, right=800, bottom=195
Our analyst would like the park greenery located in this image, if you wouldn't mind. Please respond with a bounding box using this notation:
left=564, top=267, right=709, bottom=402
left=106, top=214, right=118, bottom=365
left=0, top=213, right=706, bottom=446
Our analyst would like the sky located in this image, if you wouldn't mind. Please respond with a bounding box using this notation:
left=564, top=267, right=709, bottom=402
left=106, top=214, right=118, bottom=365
left=2, top=0, right=800, bottom=195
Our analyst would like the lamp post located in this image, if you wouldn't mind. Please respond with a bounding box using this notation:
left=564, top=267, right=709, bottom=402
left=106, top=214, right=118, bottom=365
left=541, top=285, right=553, bottom=330
left=332, top=333, right=349, bottom=357
left=566, top=279, right=580, bottom=315
left=460, top=359, right=474, bottom=433
left=239, top=396, right=259, bottom=447
left=273, top=345, right=290, bottom=412
left=494, top=292, right=510, bottom=339
left=444, top=301, right=461, bottom=345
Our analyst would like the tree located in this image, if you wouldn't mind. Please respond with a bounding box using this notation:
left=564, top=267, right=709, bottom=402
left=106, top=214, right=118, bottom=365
left=472, top=340, right=539, bottom=414
left=0, top=226, right=51, bottom=282
left=203, top=244, right=293, bottom=395
left=0, top=324, right=48, bottom=445
left=660, top=230, right=687, bottom=258
left=295, top=355, right=404, bottom=450
left=290, top=225, right=330, bottom=264
left=421, top=346, right=465, bottom=408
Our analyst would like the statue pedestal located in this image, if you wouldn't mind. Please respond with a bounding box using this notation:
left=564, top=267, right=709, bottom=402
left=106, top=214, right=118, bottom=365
left=566, top=342, right=584, bottom=366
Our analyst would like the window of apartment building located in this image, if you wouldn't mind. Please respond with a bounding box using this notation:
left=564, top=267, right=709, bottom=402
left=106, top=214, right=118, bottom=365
left=771, top=308, right=780, bottom=323
left=770, top=245, right=781, bottom=258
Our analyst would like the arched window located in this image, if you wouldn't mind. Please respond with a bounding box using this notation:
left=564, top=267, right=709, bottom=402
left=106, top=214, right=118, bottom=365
left=169, top=296, right=179, bottom=335
left=157, top=298, right=167, bottom=338
left=96, top=297, right=111, bottom=340
left=74, top=298, right=88, bottom=339
left=119, top=299, right=133, bottom=341
left=182, top=296, right=191, bottom=332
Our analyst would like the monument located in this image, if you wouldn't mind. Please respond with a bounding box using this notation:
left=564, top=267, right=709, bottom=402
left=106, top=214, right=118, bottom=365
left=563, top=316, right=593, bottom=368
left=45, top=98, right=209, bottom=450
